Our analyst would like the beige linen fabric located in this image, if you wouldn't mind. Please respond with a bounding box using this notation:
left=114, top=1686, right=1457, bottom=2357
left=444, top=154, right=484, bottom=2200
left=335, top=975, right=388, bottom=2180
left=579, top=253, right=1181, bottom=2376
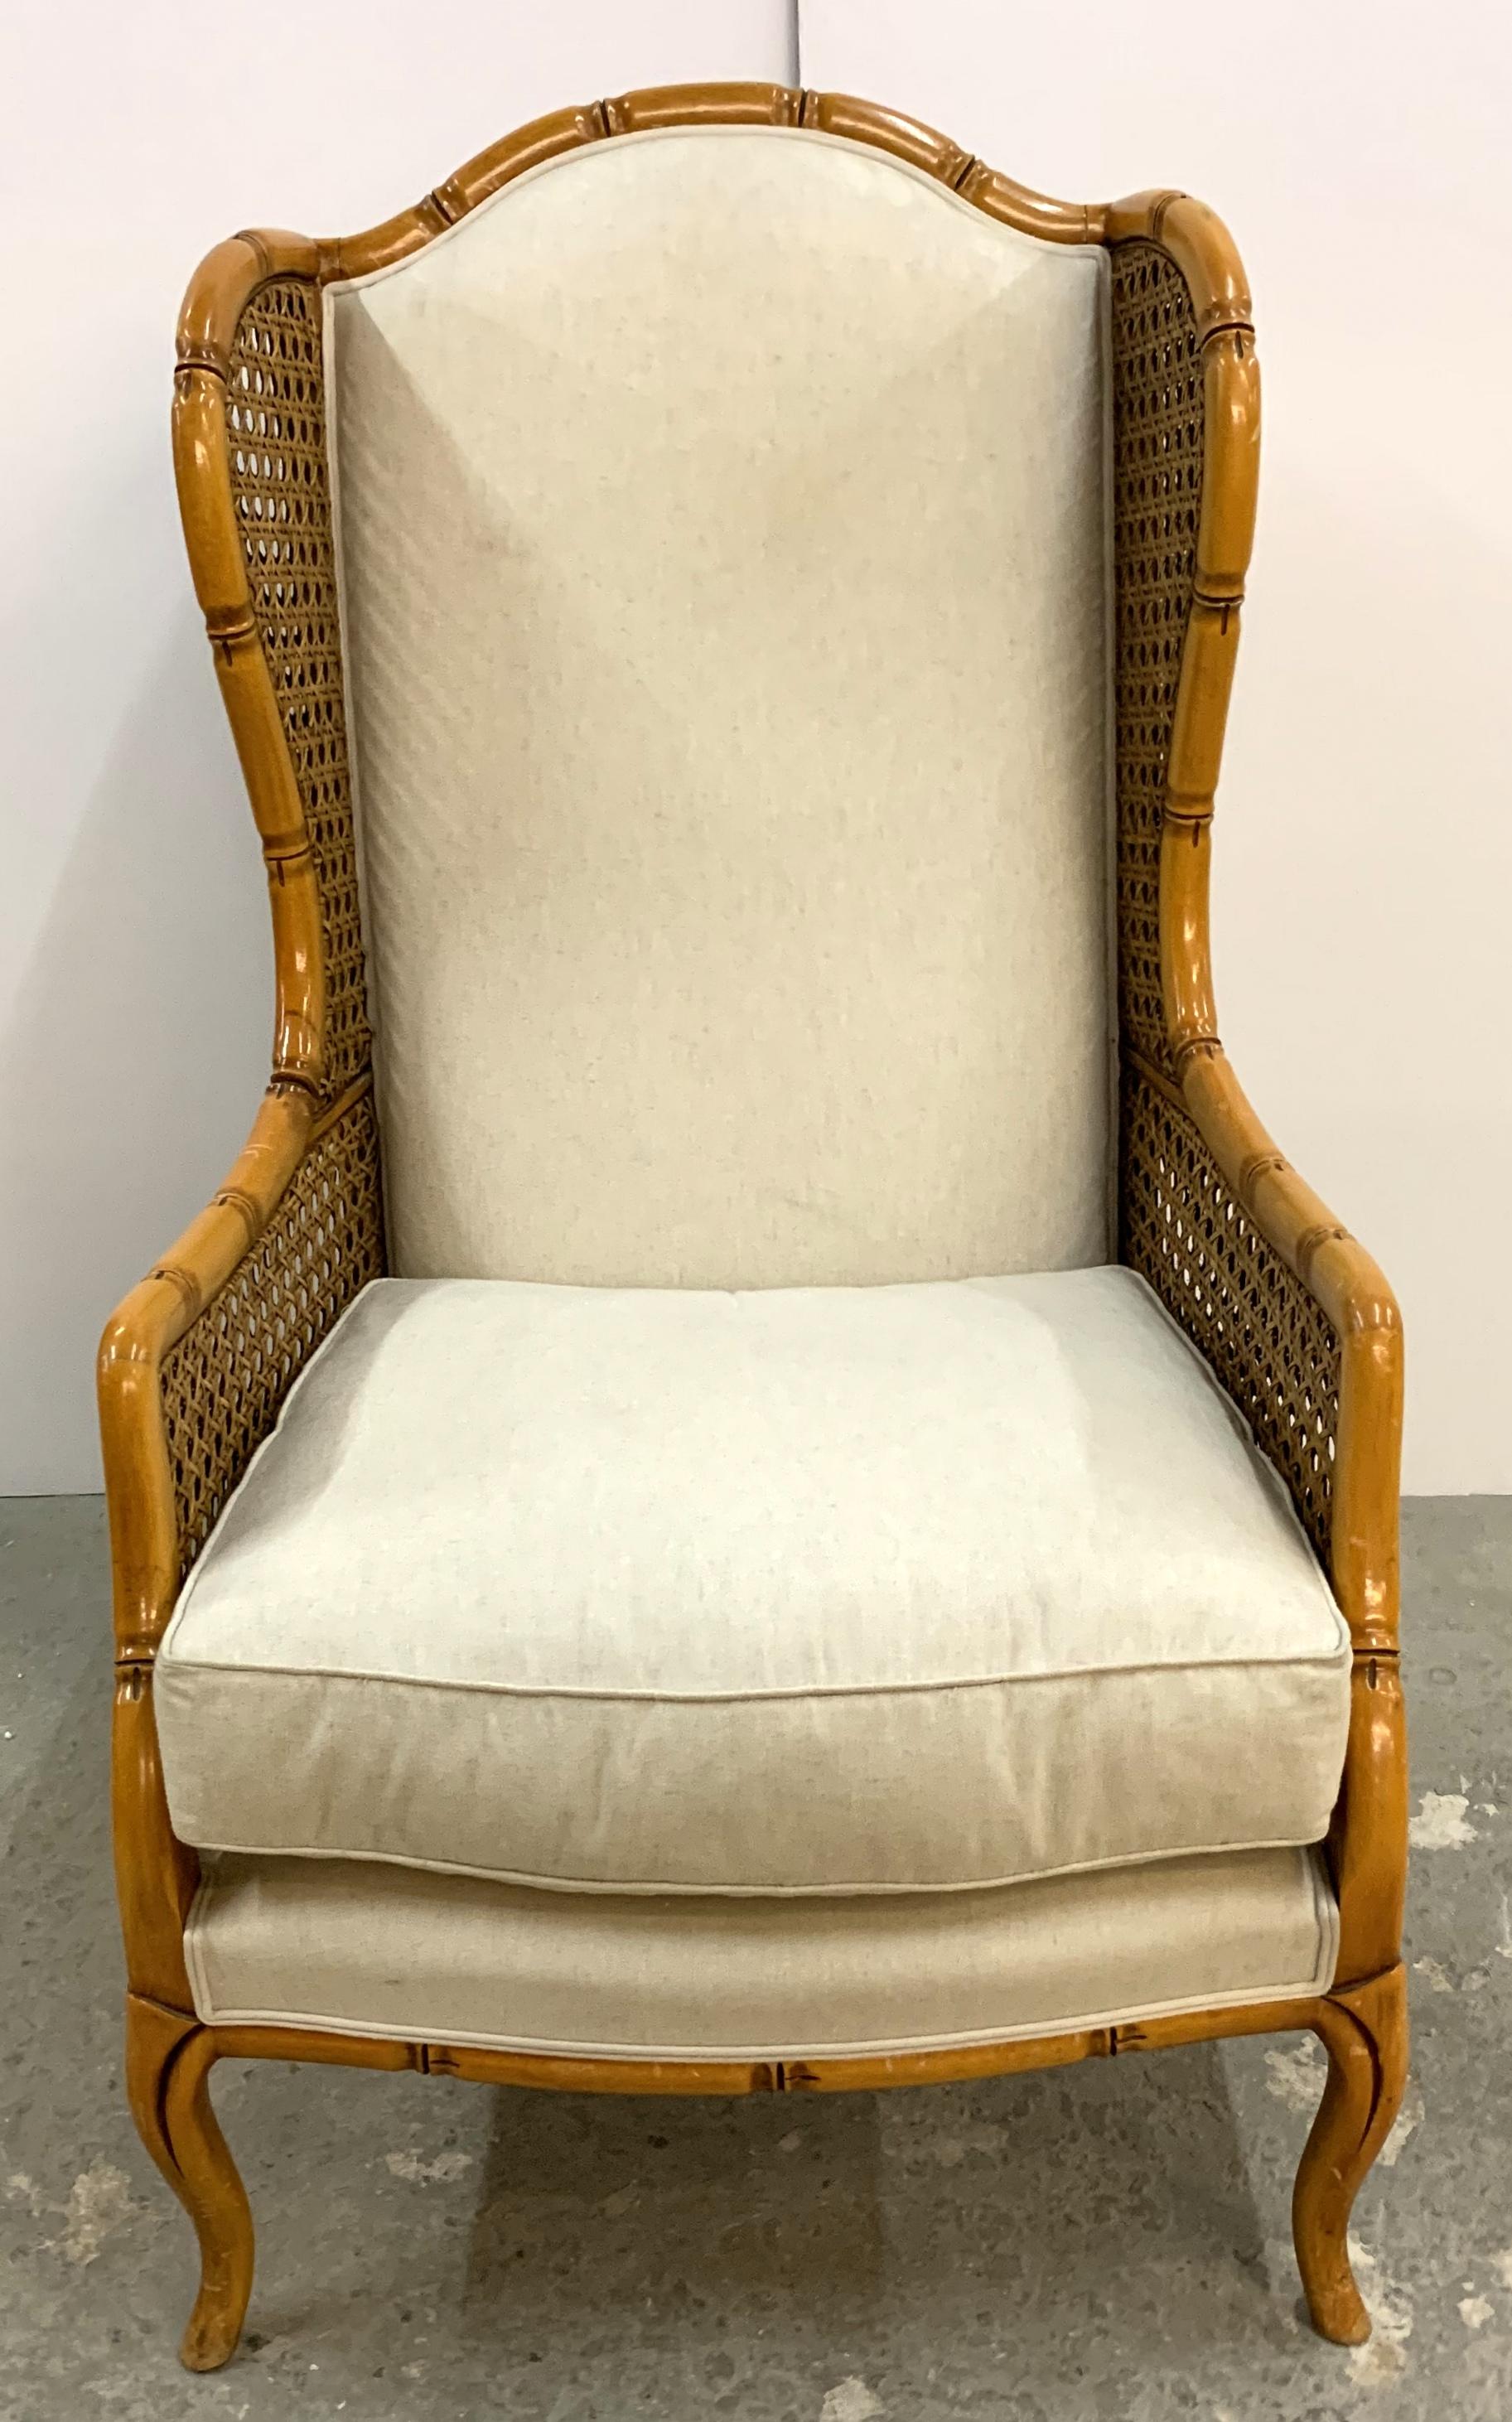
left=325, top=125, right=1113, bottom=1288
left=157, top=1269, right=1352, bottom=1895
left=186, top=1845, right=1339, bottom=2060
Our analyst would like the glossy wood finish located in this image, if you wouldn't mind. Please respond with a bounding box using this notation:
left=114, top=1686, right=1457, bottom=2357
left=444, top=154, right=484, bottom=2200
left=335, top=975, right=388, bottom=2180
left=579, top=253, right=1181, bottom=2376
left=98, top=82, right=1408, bottom=2367
left=123, top=1975, right=1405, bottom=2364
left=126, top=1994, right=254, bottom=2371
left=210, top=2021, right=1118, bottom=2096
left=1115, top=201, right=1406, bottom=1984
left=1293, top=1965, right=1410, bottom=2342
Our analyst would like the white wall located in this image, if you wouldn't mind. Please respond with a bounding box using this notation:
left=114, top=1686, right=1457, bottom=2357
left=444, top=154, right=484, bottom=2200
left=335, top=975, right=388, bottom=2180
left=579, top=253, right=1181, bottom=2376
left=801, top=0, right=1512, bottom=1492
left=1, top=2, right=794, bottom=1494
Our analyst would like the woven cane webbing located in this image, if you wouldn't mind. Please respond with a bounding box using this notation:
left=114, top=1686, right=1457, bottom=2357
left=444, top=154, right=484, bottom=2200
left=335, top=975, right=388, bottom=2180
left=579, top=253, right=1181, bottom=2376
left=160, top=1089, right=384, bottom=1575
left=226, top=278, right=370, bottom=1100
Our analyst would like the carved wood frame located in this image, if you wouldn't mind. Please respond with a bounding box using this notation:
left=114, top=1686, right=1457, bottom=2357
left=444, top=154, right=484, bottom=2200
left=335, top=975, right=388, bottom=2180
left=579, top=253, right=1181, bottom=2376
left=98, top=84, right=1407, bottom=2368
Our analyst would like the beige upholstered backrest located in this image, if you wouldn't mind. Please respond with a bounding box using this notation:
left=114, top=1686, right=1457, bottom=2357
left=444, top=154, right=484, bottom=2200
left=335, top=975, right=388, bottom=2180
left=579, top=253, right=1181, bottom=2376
left=326, top=125, right=1113, bottom=1288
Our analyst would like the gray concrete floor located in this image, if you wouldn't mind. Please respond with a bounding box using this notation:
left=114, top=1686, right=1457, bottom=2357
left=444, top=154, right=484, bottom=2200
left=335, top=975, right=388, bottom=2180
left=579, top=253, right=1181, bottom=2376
left=2, top=1494, right=1509, bottom=2420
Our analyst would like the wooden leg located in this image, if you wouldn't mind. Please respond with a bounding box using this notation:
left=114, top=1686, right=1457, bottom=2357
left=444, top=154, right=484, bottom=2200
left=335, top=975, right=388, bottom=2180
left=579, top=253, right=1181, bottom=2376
left=1292, top=1965, right=1408, bottom=2344
left=125, top=1994, right=254, bottom=2371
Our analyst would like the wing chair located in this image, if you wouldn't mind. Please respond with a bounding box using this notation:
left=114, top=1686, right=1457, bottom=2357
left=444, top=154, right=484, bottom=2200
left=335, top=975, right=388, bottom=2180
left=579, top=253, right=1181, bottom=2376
left=99, top=84, right=1408, bottom=2371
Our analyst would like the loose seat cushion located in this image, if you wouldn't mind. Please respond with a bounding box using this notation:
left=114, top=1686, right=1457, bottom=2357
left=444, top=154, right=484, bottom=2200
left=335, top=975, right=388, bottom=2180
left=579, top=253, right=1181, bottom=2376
left=186, top=1846, right=1339, bottom=2062
left=157, top=1269, right=1352, bottom=1895
left=326, top=125, right=1113, bottom=1288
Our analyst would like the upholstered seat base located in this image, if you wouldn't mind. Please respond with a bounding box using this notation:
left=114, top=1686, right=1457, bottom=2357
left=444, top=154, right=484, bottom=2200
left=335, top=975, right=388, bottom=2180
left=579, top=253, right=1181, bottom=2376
left=186, top=1846, right=1339, bottom=2062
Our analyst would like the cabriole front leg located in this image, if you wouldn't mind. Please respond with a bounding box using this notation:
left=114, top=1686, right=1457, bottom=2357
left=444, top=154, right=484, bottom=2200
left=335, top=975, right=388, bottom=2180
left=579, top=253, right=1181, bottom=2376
left=1292, top=1965, right=1408, bottom=2343
left=115, top=1670, right=254, bottom=2369
left=125, top=1994, right=254, bottom=2371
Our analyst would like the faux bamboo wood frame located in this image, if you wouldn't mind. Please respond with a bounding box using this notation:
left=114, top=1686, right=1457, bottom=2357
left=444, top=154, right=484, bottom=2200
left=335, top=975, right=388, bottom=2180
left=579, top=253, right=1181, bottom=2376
left=99, top=85, right=1407, bottom=2371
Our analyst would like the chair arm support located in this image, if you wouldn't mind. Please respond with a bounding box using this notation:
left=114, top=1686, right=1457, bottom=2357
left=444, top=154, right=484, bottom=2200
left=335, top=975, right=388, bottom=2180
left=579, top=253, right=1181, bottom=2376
left=1119, top=1042, right=1403, bottom=1656
left=1180, top=1044, right=1403, bottom=1654
left=1119, top=1040, right=1405, bottom=1982
left=99, top=1072, right=383, bottom=2008
left=98, top=1075, right=384, bottom=1662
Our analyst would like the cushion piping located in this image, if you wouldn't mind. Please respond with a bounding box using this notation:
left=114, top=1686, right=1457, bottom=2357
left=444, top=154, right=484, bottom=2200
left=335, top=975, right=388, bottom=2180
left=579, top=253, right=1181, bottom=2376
left=170, top=1824, right=1342, bottom=1902
left=159, top=1630, right=1351, bottom=1699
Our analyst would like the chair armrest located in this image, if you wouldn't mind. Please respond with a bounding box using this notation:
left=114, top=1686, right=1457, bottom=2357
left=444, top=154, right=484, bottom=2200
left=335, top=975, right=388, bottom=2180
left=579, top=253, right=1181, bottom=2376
left=98, top=1077, right=384, bottom=1661
left=1121, top=1038, right=1407, bottom=1983
left=1120, top=1042, right=1403, bottom=1655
